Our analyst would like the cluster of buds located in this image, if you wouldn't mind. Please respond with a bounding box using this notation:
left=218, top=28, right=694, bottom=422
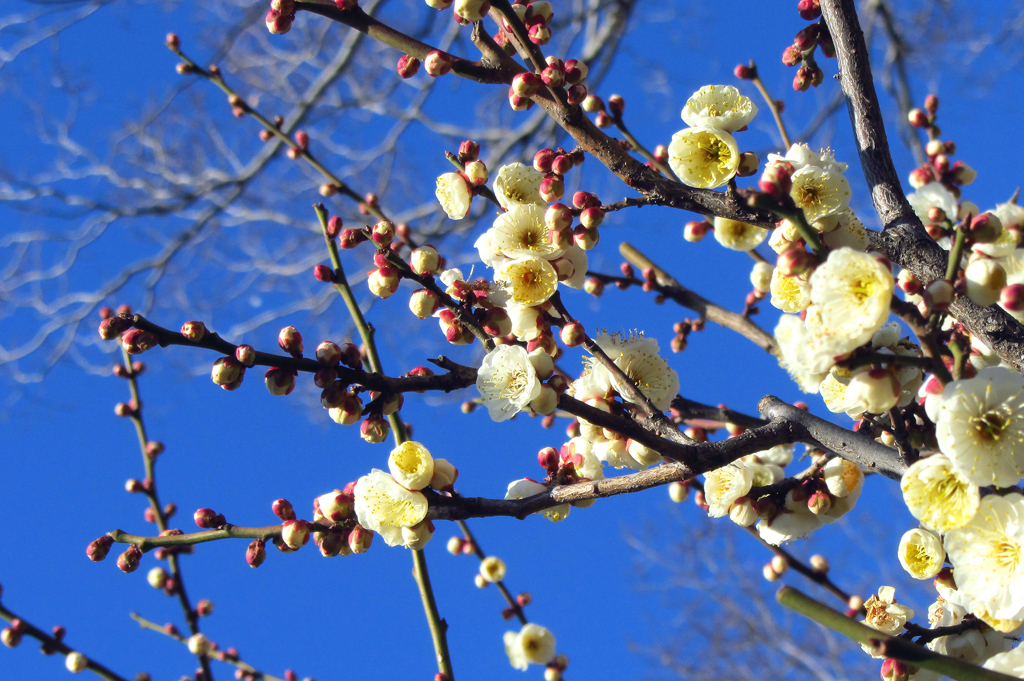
left=434, top=139, right=489, bottom=219
left=258, top=115, right=286, bottom=143
left=495, top=1, right=555, bottom=44
left=266, top=0, right=296, bottom=35
left=906, top=96, right=976, bottom=195
left=508, top=54, right=587, bottom=110
left=781, top=4, right=834, bottom=92
left=580, top=91, right=624, bottom=129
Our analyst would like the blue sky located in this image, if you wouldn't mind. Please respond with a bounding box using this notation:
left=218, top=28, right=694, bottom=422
left=2, top=1, right=1023, bottom=680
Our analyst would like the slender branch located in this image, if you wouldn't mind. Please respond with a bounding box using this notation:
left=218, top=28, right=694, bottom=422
left=821, top=0, right=1024, bottom=374
left=746, top=63, right=792, bottom=150
left=130, top=613, right=285, bottom=681
left=743, top=527, right=855, bottom=609
left=611, top=115, right=679, bottom=182
left=412, top=549, right=455, bottom=681
left=618, top=242, right=779, bottom=355
left=456, top=520, right=528, bottom=625
left=0, top=602, right=129, bottom=681
left=777, top=587, right=1020, bottom=681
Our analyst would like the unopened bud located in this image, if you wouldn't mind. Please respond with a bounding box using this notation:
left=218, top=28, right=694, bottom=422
left=87, top=536, right=114, bottom=562
left=424, top=50, right=452, bottom=77
left=117, top=545, right=143, bottom=573
left=246, top=539, right=267, bottom=568
left=809, top=554, right=829, bottom=573
left=396, top=54, right=420, bottom=79
left=684, top=220, right=711, bottom=243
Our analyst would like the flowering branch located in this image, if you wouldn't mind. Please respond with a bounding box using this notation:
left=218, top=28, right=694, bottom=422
left=0, top=600, right=128, bottom=681
left=114, top=350, right=214, bottom=680
left=820, top=0, right=1024, bottom=374
left=455, top=520, right=528, bottom=625
left=777, top=587, right=1018, bottom=681
left=130, top=613, right=285, bottom=681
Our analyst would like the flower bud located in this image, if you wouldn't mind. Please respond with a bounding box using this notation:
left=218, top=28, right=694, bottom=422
left=396, top=54, right=420, bottom=78
left=574, top=224, right=599, bottom=250
left=1000, top=283, right=1024, bottom=312
left=98, top=316, right=130, bottom=341
left=759, top=163, right=793, bottom=199
left=348, top=524, right=374, bottom=554
left=541, top=64, right=564, bottom=87
left=809, top=554, right=829, bottom=573
left=880, top=658, right=909, bottom=681
left=266, top=9, right=292, bottom=34
left=584, top=276, right=604, bottom=297
left=729, top=498, right=758, bottom=526
left=539, top=175, right=564, bottom=203
left=1, top=628, right=21, bottom=648
left=187, top=633, right=212, bottom=657
left=846, top=367, right=900, bottom=414
left=968, top=211, right=1002, bottom=244
left=210, top=357, right=242, bottom=387
left=545, top=203, right=573, bottom=232
left=273, top=498, right=296, bottom=521
left=797, top=0, right=821, bottom=20
left=117, top=545, right=143, bottom=573
left=121, top=328, right=158, bottom=355
left=368, top=266, right=400, bottom=299
left=482, top=308, right=513, bottom=337
left=512, top=72, right=540, bottom=98
left=407, top=289, right=439, bottom=320
left=763, top=563, right=781, bottom=581
left=678, top=221, right=711, bottom=246
left=246, top=539, right=266, bottom=568
left=566, top=83, right=587, bottom=105
left=194, top=508, right=225, bottom=529
left=65, top=651, right=89, bottom=674
left=360, top=414, right=390, bottom=443
left=424, top=50, right=452, bottom=77
left=776, top=248, right=811, bottom=277
left=264, top=367, right=296, bottom=396
left=737, top=151, right=760, bottom=177
left=87, top=535, right=114, bottom=562
left=530, top=385, right=558, bottom=415
left=564, top=58, right=587, bottom=83
left=280, top=519, right=311, bottom=550
left=782, top=44, right=802, bottom=67
left=559, top=321, right=585, bottom=347
left=147, top=567, right=169, bottom=589
left=551, top=154, right=574, bottom=175
left=807, top=489, right=832, bottom=515
left=372, top=220, right=395, bottom=247
left=180, top=321, right=207, bottom=342
left=195, top=599, right=214, bottom=617
left=338, top=342, right=363, bottom=370
left=965, top=257, right=1007, bottom=308
left=925, top=278, right=954, bottom=312
left=533, top=148, right=555, bottom=173
left=402, top=520, right=434, bottom=550
left=329, top=391, right=364, bottom=425
left=430, top=458, right=459, bottom=491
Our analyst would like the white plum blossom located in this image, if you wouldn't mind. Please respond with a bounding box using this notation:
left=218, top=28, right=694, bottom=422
left=493, top=162, right=546, bottom=210
left=680, top=84, right=758, bottom=132
left=820, top=210, right=870, bottom=252
left=898, top=528, right=945, bottom=580
left=704, top=460, right=753, bottom=518
left=353, top=470, right=429, bottom=548
left=592, top=437, right=643, bottom=470
left=984, top=645, right=1024, bottom=677
left=757, top=502, right=823, bottom=545
left=496, top=256, right=559, bottom=306
left=506, top=303, right=545, bottom=342
left=577, top=332, right=679, bottom=412
left=789, top=165, right=852, bottom=223
left=769, top=268, right=812, bottom=313
left=773, top=313, right=827, bottom=393
left=713, top=217, right=768, bottom=251
left=823, top=457, right=863, bottom=498
left=860, top=586, right=914, bottom=657
left=807, top=248, right=895, bottom=363
left=667, top=126, right=740, bottom=189
left=767, top=143, right=848, bottom=174
left=476, top=345, right=542, bottom=422
left=503, top=623, right=557, bottom=670
left=934, top=367, right=1024, bottom=487
left=908, top=182, right=959, bottom=225
left=564, top=437, right=605, bottom=480
left=944, top=493, right=1024, bottom=623
left=901, top=454, right=979, bottom=533
left=388, top=441, right=435, bottom=491
left=435, top=172, right=472, bottom=219
left=492, top=203, right=564, bottom=260
left=554, top=245, right=589, bottom=289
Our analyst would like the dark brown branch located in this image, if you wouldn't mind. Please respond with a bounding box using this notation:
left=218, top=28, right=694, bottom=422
left=821, top=0, right=1024, bottom=374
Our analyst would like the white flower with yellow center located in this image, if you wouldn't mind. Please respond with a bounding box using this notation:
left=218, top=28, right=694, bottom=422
left=935, top=367, right=1024, bottom=487
left=388, top=441, right=435, bottom=491
left=476, top=345, right=542, bottom=422
left=492, top=203, right=564, bottom=260
left=757, top=502, right=823, bottom=545
left=789, top=165, right=852, bottom=223
left=496, top=256, right=558, bottom=306
left=908, top=182, right=958, bottom=225
left=901, top=454, right=980, bottom=532
left=353, top=469, right=429, bottom=548
left=435, top=172, right=472, bottom=220
left=607, top=350, right=679, bottom=412
left=704, top=461, right=753, bottom=518
left=768, top=143, right=848, bottom=174
left=493, top=162, right=545, bottom=210
left=774, top=313, right=827, bottom=393
left=667, top=126, right=740, bottom=189
left=503, top=623, right=557, bottom=671
left=680, top=84, right=758, bottom=133
left=945, top=493, right=1024, bottom=622
left=821, top=209, right=870, bottom=252
left=769, top=268, right=812, bottom=313
left=808, top=248, right=894, bottom=356
left=713, top=216, right=767, bottom=251
left=898, top=528, right=945, bottom=580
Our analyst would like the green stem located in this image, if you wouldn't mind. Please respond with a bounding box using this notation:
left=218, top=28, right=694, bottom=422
left=777, top=587, right=1020, bottom=681
left=413, top=549, right=454, bottom=681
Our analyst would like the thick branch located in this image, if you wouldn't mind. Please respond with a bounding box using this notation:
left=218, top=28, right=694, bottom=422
left=821, top=0, right=1024, bottom=374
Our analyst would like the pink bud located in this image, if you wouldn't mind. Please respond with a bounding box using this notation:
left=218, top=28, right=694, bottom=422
left=583, top=277, right=604, bottom=297
left=181, top=321, right=207, bottom=342
left=117, top=545, right=143, bottom=573
left=272, top=499, right=296, bottom=521
left=512, top=72, right=540, bottom=98
left=246, top=539, right=266, bottom=568
left=564, top=58, right=587, bottom=83
left=781, top=44, right=802, bottom=67
left=566, top=83, right=587, bottom=105
left=235, top=344, right=256, bottom=367
left=508, top=89, right=534, bottom=111
left=545, top=203, right=573, bottom=233
left=684, top=220, right=711, bottom=243
left=533, top=148, right=555, bottom=173
left=776, top=248, right=811, bottom=276
left=482, top=308, right=513, bottom=337
left=560, top=322, right=585, bottom=347
left=551, top=154, right=574, bottom=176
left=1000, top=283, right=1024, bottom=311
left=607, top=94, right=624, bottom=118
left=797, top=0, right=821, bottom=20
left=349, top=525, right=374, bottom=553
left=907, top=108, right=928, bottom=128
left=579, top=206, right=604, bottom=229
left=360, top=414, right=390, bottom=443
left=266, top=9, right=292, bottom=35
left=340, top=228, right=369, bottom=249
left=459, top=140, right=480, bottom=162
left=121, top=328, right=158, bottom=355
left=541, top=64, right=564, bottom=87
left=396, top=54, right=420, bottom=79
left=87, top=536, right=114, bottom=562
left=280, top=519, right=311, bottom=549
left=539, top=175, right=564, bottom=202
left=264, top=367, right=296, bottom=396
left=734, top=63, right=755, bottom=80
left=98, top=316, right=129, bottom=341
left=278, top=326, right=304, bottom=355
left=338, top=342, right=362, bottom=369
left=194, top=508, right=225, bottom=529
left=924, top=94, right=939, bottom=113
left=210, top=357, right=242, bottom=387
left=424, top=51, right=452, bottom=77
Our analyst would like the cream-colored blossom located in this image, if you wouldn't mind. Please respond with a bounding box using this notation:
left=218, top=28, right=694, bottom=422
left=757, top=502, right=823, bottom=545
left=504, top=623, right=556, bottom=670
left=984, top=645, right=1024, bottom=677
left=564, top=437, right=605, bottom=480
left=435, top=172, right=472, bottom=220
left=492, top=203, right=564, bottom=260
left=774, top=313, right=827, bottom=392
left=807, top=248, right=894, bottom=357
left=476, top=345, right=542, bottom=422
left=668, top=126, right=740, bottom=189
left=680, top=84, right=758, bottom=132
left=553, top=245, right=588, bottom=289
left=607, top=349, right=679, bottom=412
left=592, top=437, right=643, bottom=470
left=493, top=162, right=545, bottom=210
left=704, top=461, right=753, bottom=518
left=480, top=556, right=507, bottom=583
left=945, top=493, right=1024, bottom=621
left=713, top=216, right=767, bottom=251
left=744, top=443, right=795, bottom=468
left=908, top=182, right=958, bottom=225
left=898, top=528, right=945, bottom=580
left=789, top=166, right=852, bottom=223
left=861, top=586, right=914, bottom=656
left=505, top=478, right=569, bottom=521
left=506, top=303, right=544, bottom=342
left=750, top=261, right=774, bottom=294
left=768, top=143, right=848, bottom=174
left=496, top=256, right=558, bottom=306
left=353, top=469, right=429, bottom=547
left=769, top=268, right=812, bottom=312
left=821, top=209, right=870, bottom=252
left=823, top=457, right=863, bottom=498
left=935, top=367, right=1024, bottom=487
left=901, top=454, right=980, bottom=532
left=388, top=441, right=435, bottom=491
